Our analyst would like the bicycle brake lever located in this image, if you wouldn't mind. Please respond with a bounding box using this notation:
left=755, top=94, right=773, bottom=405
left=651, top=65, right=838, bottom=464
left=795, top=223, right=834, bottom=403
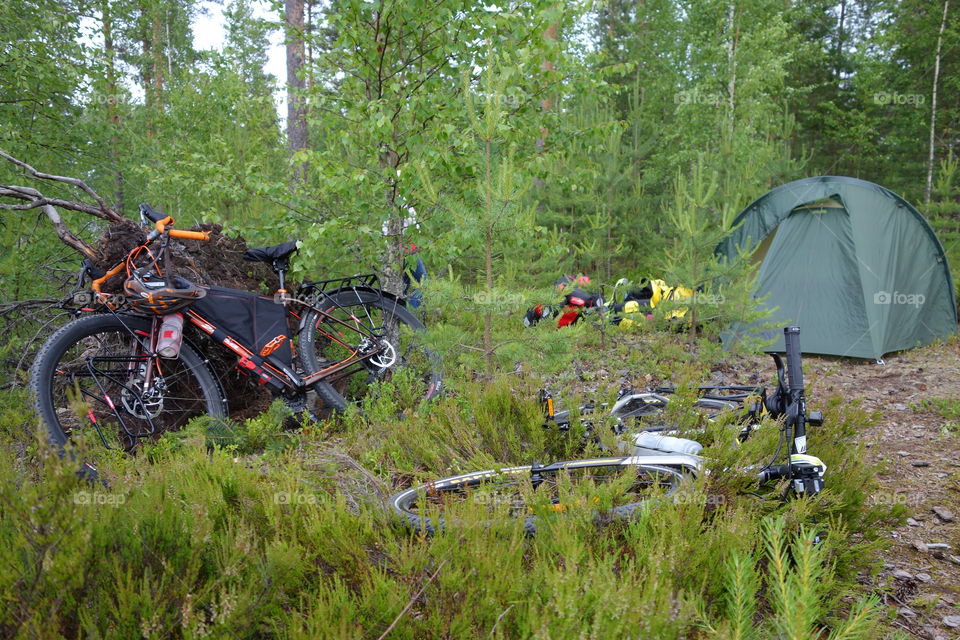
left=77, top=258, right=105, bottom=288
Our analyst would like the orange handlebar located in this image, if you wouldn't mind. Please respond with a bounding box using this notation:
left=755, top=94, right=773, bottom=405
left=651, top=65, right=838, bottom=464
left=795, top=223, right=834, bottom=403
left=155, top=216, right=211, bottom=242
left=91, top=263, right=126, bottom=294
left=87, top=216, right=210, bottom=296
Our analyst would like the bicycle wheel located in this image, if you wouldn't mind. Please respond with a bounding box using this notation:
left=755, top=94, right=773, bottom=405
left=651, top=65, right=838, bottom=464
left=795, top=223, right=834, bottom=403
left=30, top=313, right=226, bottom=451
left=389, top=457, right=688, bottom=535
left=298, top=289, right=442, bottom=411
left=612, top=393, right=740, bottom=422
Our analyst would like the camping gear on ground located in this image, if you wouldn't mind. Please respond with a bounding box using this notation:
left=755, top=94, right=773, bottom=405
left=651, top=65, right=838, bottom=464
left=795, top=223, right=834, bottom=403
left=523, top=276, right=690, bottom=329
left=523, top=283, right=602, bottom=328
left=716, top=176, right=957, bottom=360
left=523, top=304, right=557, bottom=327
left=554, top=274, right=591, bottom=292
left=556, top=288, right=602, bottom=328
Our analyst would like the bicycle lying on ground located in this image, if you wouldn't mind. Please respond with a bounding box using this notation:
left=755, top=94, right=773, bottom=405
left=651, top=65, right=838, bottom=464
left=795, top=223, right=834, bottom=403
left=389, top=327, right=824, bottom=534
left=30, top=204, right=442, bottom=469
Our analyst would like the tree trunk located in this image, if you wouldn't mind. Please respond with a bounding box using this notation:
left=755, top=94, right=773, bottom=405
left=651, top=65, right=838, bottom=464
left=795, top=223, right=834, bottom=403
left=725, top=1, right=737, bottom=138
left=285, top=0, right=308, bottom=182
left=540, top=22, right=557, bottom=111
left=151, top=5, right=165, bottom=112
left=536, top=19, right=558, bottom=150
left=102, top=0, right=124, bottom=212
left=140, top=1, right=153, bottom=137
left=483, top=137, right=494, bottom=373
left=381, top=175, right=405, bottom=297
left=835, top=0, right=846, bottom=79
left=926, top=0, right=949, bottom=205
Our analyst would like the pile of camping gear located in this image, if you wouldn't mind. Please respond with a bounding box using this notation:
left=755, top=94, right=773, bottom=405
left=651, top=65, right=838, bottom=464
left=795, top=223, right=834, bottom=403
left=523, top=275, right=693, bottom=329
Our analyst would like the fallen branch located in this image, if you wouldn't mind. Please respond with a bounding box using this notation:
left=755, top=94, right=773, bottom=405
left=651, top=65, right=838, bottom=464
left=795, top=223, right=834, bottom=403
left=0, top=186, right=121, bottom=221
left=0, top=151, right=122, bottom=221
left=0, top=151, right=127, bottom=261
left=0, top=298, right=64, bottom=317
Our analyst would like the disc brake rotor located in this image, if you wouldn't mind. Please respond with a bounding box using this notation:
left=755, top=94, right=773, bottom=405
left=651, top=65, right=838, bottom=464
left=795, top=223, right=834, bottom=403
left=362, top=338, right=397, bottom=370
left=121, top=376, right=166, bottom=419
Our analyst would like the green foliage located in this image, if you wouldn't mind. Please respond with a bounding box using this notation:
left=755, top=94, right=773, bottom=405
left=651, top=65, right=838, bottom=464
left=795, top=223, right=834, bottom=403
left=2, top=0, right=956, bottom=636
left=415, top=275, right=578, bottom=378
left=926, top=155, right=960, bottom=301
left=660, top=157, right=773, bottom=347
left=154, top=400, right=298, bottom=457
left=916, top=396, right=960, bottom=436
left=0, top=356, right=894, bottom=638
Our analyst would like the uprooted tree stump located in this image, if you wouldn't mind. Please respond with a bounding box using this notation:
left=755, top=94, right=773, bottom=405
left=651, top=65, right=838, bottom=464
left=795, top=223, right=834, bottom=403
left=93, top=219, right=276, bottom=293
left=94, top=220, right=283, bottom=419
left=0, top=151, right=284, bottom=418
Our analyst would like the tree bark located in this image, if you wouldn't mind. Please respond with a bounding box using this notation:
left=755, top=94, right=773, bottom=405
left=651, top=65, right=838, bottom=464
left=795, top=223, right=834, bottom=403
left=151, top=7, right=165, bottom=102
left=925, top=0, right=949, bottom=205
left=835, top=0, right=846, bottom=79
left=102, top=0, right=125, bottom=212
left=535, top=18, right=558, bottom=150
left=540, top=22, right=557, bottom=111
left=483, top=138, right=493, bottom=373
left=725, top=1, right=737, bottom=138
left=285, top=0, right=308, bottom=182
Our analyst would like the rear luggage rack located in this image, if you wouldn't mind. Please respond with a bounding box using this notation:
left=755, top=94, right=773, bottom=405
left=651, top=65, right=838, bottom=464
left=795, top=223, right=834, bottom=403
left=296, top=273, right=394, bottom=322
left=298, top=273, right=380, bottom=297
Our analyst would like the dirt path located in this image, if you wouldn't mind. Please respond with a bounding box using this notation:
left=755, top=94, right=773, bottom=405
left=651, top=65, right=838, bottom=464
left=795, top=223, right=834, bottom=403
left=806, top=342, right=960, bottom=639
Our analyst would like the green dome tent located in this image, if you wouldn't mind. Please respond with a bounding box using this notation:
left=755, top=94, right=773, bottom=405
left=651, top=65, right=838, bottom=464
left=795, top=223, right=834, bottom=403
left=716, top=176, right=957, bottom=360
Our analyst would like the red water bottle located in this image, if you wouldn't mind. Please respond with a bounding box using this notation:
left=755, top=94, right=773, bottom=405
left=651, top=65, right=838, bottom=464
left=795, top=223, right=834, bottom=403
left=156, top=312, right=184, bottom=358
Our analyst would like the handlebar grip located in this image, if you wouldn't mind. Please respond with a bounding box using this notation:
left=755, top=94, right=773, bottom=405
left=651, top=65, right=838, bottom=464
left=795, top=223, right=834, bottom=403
left=81, top=258, right=106, bottom=281
left=759, top=464, right=789, bottom=482
left=154, top=216, right=211, bottom=242
left=139, top=203, right=166, bottom=223
left=168, top=229, right=212, bottom=241
left=783, top=326, right=804, bottom=392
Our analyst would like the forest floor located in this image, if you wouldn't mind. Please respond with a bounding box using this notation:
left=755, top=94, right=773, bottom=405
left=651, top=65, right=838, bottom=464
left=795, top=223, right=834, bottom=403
left=730, top=341, right=960, bottom=639
left=805, top=342, right=960, bottom=639
left=532, top=326, right=960, bottom=637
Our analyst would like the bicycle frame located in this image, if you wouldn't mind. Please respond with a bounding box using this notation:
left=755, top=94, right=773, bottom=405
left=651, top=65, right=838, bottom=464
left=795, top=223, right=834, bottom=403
left=182, top=282, right=393, bottom=394
left=540, top=327, right=827, bottom=496
left=81, top=216, right=401, bottom=406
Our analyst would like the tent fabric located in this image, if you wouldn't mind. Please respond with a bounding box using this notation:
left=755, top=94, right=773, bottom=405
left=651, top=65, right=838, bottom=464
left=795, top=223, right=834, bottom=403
left=716, top=176, right=957, bottom=359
